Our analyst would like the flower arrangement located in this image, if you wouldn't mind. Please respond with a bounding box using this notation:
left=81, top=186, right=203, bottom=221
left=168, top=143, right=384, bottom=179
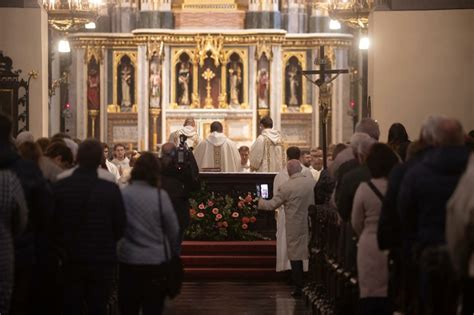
left=185, top=187, right=264, bottom=241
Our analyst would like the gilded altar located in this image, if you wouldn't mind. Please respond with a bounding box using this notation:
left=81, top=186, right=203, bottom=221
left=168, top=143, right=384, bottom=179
left=69, top=27, right=352, bottom=150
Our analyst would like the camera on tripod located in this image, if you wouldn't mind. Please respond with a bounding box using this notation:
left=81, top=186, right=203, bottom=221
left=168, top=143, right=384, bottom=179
left=176, top=134, right=188, bottom=169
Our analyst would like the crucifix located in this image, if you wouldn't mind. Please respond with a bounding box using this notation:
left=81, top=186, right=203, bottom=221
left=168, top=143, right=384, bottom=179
left=301, top=46, right=349, bottom=169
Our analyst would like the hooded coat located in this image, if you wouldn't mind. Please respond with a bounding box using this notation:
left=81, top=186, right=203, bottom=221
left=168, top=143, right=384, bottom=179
left=193, top=131, right=241, bottom=172
left=250, top=128, right=284, bottom=172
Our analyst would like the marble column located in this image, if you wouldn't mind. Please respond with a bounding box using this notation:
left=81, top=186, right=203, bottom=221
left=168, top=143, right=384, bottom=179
left=248, top=46, right=257, bottom=138
left=100, top=48, right=107, bottom=141
left=71, top=48, right=87, bottom=140
left=331, top=47, right=351, bottom=144
left=137, top=45, right=148, bottom=150
left=161, top=45, right=171, bottom=144
left=270, top=45, right=282, bottom=131
left=50, top=39, right=61, bottom=136
left=311, top=48, right=320, bottom=148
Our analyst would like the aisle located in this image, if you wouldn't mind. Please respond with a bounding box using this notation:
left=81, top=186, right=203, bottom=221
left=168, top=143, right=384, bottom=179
left=163, top=282, right=311, bottom=315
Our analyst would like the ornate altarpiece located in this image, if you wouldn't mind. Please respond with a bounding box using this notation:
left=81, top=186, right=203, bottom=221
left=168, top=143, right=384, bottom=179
left=69, top=30, right=352, bottom=150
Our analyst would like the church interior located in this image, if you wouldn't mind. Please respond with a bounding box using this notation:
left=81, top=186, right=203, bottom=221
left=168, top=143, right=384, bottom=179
left=1, top=0, right=474, bottom=314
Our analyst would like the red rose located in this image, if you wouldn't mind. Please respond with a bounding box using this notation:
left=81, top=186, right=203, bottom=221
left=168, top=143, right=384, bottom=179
left=242, top=216, right=250, bottom=224
left=250, top=216, right=257, bottom=223
left=189, top=209, right=197, bottom=216
left=222, top=221, right=228, bottom=228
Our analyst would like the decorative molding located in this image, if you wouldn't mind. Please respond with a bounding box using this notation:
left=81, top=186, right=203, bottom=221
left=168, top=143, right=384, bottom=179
left=255, top=40, right=273, bottom=61
left=84, top=45, right=104, bottom=64
left=69, top=32, right=353, bottom=49
left=147, top=40, right=164, bottom=61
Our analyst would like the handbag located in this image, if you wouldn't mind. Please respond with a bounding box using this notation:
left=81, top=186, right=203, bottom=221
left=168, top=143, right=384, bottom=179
left=157, top=189, right=184, bottom=299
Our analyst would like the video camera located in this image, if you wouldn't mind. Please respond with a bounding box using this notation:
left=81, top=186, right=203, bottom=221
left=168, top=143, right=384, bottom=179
left=176, top=134, right=188, bottom=170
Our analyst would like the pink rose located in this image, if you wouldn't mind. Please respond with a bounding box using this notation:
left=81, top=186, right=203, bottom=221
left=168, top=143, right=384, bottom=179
left=222, top=221, right=228, bottom=228
left=241, top=223, right=248, bottom=230
left=231, top=212, right=239, bottom=218
left=197, top=212, right=204, bottom=218
left=207, top=200, right=214, bottom=207
left=244, top=194, right=253, bottom=203
left=212, top=208, right=219, bottom=215
left=238, top=201, right=245, bottom=209
left=215, top=214, right=223, bottom=221
left=198, top=203, right=205, bottom=210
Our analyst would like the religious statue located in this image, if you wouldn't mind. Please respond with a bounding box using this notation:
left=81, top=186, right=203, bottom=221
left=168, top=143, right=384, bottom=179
left=257, top=68, right=269, bottom=109
left=178, top=62, right=191, bottom=106
left=149, top=59, right=161, bottom=108
left=120, top=64, right=133, bottom=112
left=287, top=66, right=300, bottom=107
left=87, top=67, right=100, bottom=110
left=228, top=62, right=242, bottom=109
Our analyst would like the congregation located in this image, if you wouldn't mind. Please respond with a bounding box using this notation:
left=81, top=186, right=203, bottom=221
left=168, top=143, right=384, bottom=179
left=0, top=111, right=474, bottom=315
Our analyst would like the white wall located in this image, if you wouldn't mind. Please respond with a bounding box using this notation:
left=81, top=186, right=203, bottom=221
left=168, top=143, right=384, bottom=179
left=0, top=7, right=49, bottom=138
left=368, top=9, right=474, bottom=141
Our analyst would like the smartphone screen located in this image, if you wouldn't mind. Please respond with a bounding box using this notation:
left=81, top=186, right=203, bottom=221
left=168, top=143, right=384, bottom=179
left=260, top=184, right=269, bottom=199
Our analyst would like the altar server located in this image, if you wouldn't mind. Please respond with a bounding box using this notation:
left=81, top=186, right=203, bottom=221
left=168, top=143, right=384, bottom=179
left=250, top=117, right=284, bottom=172
left=168, top=118, right=200, bottom=150
left=193, top=121, right=241, bottom=172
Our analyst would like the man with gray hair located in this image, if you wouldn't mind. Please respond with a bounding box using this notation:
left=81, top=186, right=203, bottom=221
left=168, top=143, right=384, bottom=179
left=337, top=134, right=377, bottom=221
left=258, top=159, right=316, bottom=297
left=329, top=118, right=380, bottom=178
left=399, top=117, right=469, bottom=313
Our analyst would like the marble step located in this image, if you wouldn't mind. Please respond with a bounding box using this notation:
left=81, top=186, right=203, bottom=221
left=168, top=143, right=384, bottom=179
left=184, top=267, right=285, bottom=281
left=182, top=255, right=275, bottom=268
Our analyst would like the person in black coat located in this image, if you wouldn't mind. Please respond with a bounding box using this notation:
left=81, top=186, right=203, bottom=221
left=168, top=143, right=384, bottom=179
left=0, top=114, right=54, bottom=315
left=52, top=139, right=126, bottom=315
left=398, top=118, right=469, bottom=315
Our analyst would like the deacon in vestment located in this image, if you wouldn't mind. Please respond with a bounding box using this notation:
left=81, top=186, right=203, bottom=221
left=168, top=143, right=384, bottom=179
left=168, top=118, right=200, bottom=150
left=193, top=121, right=241, bottom=172
left=250, top=117, right=284, bottom=172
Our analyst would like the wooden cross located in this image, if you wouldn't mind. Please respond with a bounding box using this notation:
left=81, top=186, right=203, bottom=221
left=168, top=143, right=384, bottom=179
left=301, top=46, right=349, bottom=169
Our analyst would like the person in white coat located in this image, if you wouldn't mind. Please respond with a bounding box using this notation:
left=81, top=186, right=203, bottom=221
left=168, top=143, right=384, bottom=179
left=273, top=147, right=314, bottom=273
left=259, top=160, right=315, bottom=297
left=193, top=121, right=241, bottom=172
left=250, top=117, right=284, bottom=172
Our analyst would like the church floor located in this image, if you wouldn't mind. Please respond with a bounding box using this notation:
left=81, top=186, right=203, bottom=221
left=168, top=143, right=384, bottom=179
left=162, top=281, right=311, bottom=315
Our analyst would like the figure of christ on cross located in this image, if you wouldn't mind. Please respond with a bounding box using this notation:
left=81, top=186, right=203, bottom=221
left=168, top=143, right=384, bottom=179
left=300, top=46, right=349, bottom=169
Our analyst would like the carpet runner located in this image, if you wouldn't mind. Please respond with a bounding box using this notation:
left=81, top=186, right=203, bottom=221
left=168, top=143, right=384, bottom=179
left=181, top=240, right=286, bottom=281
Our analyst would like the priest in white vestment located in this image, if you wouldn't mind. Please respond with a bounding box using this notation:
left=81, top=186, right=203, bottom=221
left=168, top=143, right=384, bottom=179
left=168, top=118, right=200, bottom=150
left=250, top=117, right=284, bottom=172
left=273, top=147, right=314, bottom=272
left=193, top=121, right=241, bottom=172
